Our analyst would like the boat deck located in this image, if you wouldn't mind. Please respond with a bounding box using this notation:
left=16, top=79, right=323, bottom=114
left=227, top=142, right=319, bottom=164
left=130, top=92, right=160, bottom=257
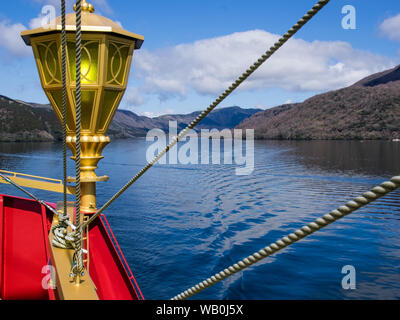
left=0, top=194, right=143, bottom=300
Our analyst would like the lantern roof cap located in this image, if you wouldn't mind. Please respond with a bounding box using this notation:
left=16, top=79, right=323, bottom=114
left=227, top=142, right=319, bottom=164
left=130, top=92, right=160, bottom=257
left=21, top=2, right=143, bottom=49
left=74, top=0, right=95, bottom=13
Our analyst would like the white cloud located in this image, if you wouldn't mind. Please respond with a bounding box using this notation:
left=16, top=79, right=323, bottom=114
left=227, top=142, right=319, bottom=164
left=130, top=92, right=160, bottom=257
left=379, top=14, right=400, bottom=42
left=29, top=16, right=45, bottom=29
left=91, top=0, right=113, bottom=15
left=137, top=110, right=175, bottom=118
left=139, top=111, right=160, bottom=118
left=133, top=30, right=394, bottom=101
left=0, top=0, right=113, bottom=58
left=29, top=11, right=55, bottom=29
left=0, top=10, right=54, bottom=57
left=125, top=87, right=144, bottom=106
left=0, top=21, right=31, bottom=57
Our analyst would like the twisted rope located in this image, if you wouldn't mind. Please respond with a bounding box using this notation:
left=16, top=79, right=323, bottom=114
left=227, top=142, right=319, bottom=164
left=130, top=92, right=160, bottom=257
left=0, top=173, right=76, bottom=232
left=82, top=0, right=331, bottom=230
left=51, top=0, right=72, bottom=251
left=172, top=175, right=400, bottom=300
left=51, top=221, right=88, bottom=279
left=61, top=0, right=68, bottom=229
left=73, top=0, right=84, bottom=279
left=49, top=0, right=84, bottom=279
left=51, top=216, right=76, bottom=249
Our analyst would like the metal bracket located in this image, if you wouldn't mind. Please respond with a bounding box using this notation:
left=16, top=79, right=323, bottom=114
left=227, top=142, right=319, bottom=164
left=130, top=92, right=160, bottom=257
left=0, top=170, right=75, bottom=195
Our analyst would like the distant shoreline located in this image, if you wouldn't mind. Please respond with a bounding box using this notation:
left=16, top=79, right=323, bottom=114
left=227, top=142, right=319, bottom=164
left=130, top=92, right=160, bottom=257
left=1, top=137, right=399, bottom=143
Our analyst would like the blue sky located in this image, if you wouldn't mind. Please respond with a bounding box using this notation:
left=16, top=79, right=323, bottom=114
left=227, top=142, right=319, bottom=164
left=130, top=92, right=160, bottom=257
left=1, top=0, right=400, bottom=117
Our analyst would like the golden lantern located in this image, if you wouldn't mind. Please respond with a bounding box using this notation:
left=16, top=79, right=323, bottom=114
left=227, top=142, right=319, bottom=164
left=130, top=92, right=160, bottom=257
left=21, top=0, right=143, bottom=213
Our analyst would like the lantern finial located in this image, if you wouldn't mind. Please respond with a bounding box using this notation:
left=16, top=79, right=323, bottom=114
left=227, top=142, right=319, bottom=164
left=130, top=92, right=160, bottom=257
left=74, top=0, right=95, bottom=13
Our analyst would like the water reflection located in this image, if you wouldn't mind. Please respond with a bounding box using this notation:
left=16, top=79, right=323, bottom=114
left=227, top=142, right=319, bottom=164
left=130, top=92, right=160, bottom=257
left=256, top=140, right=400, bottom=177
left=0, top=140, right=400, bottom=299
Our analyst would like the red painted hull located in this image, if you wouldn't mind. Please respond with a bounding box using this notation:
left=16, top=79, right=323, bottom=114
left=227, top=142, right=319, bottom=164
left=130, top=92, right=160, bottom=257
left=0, top=194, right=143, bottom=300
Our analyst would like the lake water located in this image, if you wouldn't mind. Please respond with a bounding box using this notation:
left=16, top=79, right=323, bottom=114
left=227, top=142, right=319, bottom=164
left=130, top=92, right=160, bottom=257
left=1, top=139, right=400, bottom=300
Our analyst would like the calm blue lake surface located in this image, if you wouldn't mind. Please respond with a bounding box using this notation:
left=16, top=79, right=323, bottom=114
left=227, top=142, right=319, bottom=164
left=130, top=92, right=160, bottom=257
left=1, top=139, right=400, bottom=299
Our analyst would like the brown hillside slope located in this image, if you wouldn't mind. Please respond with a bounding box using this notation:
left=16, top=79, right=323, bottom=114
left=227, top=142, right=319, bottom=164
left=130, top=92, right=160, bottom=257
left=236, top=65, right=400, bottom=140
left=0, top=94, right=260, bottom=141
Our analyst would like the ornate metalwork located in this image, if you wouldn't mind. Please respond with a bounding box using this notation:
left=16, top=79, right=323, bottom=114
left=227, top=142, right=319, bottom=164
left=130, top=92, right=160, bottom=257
left=107, top=42, right=130, bottom=86
left=37, top=41, right=61, bottom=85
left=68, top=40, right=99, bottom=84
left=21, top=0, right=143, bottom=213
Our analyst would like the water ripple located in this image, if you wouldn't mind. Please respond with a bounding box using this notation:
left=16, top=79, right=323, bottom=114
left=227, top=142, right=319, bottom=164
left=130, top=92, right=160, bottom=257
left=1, top=140, right=399, bottom=299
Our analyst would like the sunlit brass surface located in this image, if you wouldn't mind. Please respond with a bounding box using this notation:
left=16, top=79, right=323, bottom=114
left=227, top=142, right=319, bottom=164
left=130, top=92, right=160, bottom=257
left=74, top=0, right=95, bottom=13
left=21, top=7, right=144, bottom=49
left=21, top=2, right=143, bottom=213
left=0, top=170, right=75, bottom=195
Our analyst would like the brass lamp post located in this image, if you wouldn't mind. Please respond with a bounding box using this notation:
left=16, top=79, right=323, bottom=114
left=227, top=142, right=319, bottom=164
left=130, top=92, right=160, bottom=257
left=21, top=0, right=143, bottom=213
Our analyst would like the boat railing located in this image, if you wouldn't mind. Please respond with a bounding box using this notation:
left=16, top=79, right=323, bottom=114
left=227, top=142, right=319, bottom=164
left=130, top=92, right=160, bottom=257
left=100, top=214, right=145, bottom=300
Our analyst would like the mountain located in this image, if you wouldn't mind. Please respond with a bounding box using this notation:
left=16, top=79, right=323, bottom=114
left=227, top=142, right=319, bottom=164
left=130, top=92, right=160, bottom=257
left=236, top=65, right=400, bottom=140
left=0, top=95, right=261, bottom=142
left=0, top=95, right=61, bottom=142
left=108, top=106, right=261, bottom=138
left=153, top=106, right=262, bottom=131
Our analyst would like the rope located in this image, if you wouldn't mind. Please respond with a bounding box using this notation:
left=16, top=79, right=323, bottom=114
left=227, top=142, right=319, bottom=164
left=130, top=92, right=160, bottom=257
left=172, top=175, right=400, bottom=300
left=0, top=0, right=80, bottom=261
left=51, top=0, right=71, bottom=251
left=0, top=173, right=75, bottom=231
left=72, top=0, right=84, bottom=280
left=61, top=0, right=67, bottom=223
left=82, top=0, right=331, bottom=230
left=0, top=170, right=77, bottom=249
left=49, top=0, right=85, bottom=276
left=52, top=221, right=74, bottom=248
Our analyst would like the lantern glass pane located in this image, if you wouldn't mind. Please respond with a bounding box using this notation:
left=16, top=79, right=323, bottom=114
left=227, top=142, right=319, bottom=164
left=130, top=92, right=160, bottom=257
left=72, top=90, right=96, bottom=130
left=99, top=90, right=120, bottom=130
left=106, top=42, right=130, bottom=86
left=49, top=90, right=75, bottom=131
left=37, top=41, right=61, bottom=85
left=68, top=40, right=100, bottom=84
